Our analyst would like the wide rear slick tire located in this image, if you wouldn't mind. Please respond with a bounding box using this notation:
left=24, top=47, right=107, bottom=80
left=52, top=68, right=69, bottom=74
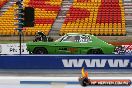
left=33, top=47, right=48, bottom=54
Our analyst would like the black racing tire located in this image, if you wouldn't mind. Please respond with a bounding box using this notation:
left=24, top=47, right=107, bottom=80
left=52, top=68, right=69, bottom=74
left=33, top=47, right=48, bottom=54
left=87, top=49, right=103, bottom=54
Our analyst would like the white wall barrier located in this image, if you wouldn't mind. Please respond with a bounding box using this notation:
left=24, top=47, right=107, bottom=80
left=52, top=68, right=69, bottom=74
left=0, top=43, right=132, bottom=55
left=0, top=43, right=29, bottom=54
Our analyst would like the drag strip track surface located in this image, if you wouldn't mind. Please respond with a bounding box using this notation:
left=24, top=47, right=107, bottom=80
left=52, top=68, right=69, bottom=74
left=0, top=77, right=131, bottom=88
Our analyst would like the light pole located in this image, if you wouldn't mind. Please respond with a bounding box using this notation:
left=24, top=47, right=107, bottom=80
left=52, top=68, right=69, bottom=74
left=15, top=0, right=23, bottom=55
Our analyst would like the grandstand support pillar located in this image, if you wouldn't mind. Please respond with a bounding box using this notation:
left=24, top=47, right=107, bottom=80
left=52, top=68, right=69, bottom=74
left=15, top=0, right=23, bottom=55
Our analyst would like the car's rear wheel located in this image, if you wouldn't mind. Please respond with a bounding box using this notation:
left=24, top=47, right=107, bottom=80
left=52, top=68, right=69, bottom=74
left=33, top=47, right=48, bottom=54
left=87, top=49, right=103, bottom=54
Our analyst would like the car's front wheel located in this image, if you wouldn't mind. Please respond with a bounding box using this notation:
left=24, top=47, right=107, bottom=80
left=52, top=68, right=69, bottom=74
left=33, top=47, right=48, bottom=54
left=87, top=49, right=103, bottom=54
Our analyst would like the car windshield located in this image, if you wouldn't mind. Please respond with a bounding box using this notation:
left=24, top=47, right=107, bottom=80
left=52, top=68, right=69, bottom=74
left=62, top=35, right=79, bottom=42
left=54, top=35, right=67, bottom=42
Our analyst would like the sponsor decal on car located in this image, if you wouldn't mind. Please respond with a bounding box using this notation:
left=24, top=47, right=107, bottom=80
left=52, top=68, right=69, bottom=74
left=67, top=48, right=77, bottom=53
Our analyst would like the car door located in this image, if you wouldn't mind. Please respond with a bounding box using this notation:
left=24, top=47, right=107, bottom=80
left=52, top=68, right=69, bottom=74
left=79, top=35, right=93, bottom=54
left=55, top=35, right=81, bottom=54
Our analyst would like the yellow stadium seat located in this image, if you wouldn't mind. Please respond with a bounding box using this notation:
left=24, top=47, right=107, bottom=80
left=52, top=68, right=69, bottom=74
left=122, top=30, right=126, bottom=35
left=105, top=23, right=108, bottom=28
left=108, top=29, right=112, bottom=35
left=100, top=23, right=104, bottom=28
left=68, top=30, right=72, bottom=33
left=94, top=30, right=99, bottom=35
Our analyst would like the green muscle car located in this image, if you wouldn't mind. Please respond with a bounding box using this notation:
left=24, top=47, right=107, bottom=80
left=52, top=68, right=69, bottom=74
left=26, top=33, right=116, bottom=54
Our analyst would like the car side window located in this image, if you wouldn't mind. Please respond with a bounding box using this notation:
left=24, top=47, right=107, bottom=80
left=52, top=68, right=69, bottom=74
left=75, top=36, right=80, bottom=42
left=79, top=35, right=91, bottom=43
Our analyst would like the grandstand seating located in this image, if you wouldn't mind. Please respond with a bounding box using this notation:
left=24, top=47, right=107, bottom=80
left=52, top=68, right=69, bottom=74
left=0, top=0, right=8, bottom=9
left=23, top=0, right=62, bottom=35
left=0, top=0, right=62, bottom=36
left=60, top=0, right=126, bottom=36
left=0, top=4, right=18, bottom=35
left=0, top=0, right=126, bottom=36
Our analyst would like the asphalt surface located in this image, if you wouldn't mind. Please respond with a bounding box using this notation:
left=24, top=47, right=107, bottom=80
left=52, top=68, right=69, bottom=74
left=0, top=76, right=131, bottom=88
left=0, top=69, right=132, bottom=77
